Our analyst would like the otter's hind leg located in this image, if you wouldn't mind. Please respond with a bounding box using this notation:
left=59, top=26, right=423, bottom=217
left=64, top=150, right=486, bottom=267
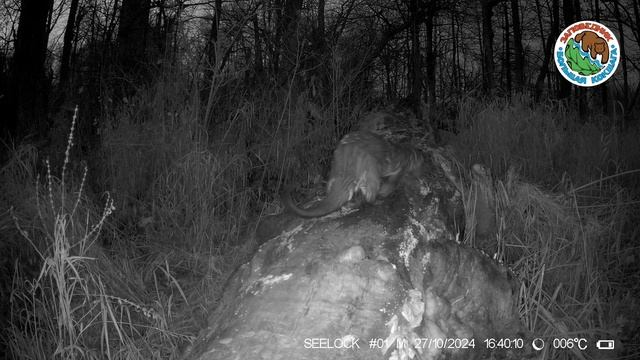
left=378, top=171, right=401, bottom=197
left=360, top=171, right=381, bottom=203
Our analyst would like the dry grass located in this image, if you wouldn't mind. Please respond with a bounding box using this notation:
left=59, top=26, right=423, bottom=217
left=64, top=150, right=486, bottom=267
left=2, top=109, right=190, bottom=359
left=454, top=96, right=640, bottom=359
left=0, top=57, right=373, bottom=359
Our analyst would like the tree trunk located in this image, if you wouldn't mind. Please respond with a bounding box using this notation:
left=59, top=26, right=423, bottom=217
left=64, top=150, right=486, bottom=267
left=633, top=0, right=640, bottom=44
left=503, top=3, right=511, bottom=92
left=253, top=14, right=263, bottom=76
left=557, top=0, right=574, bottom=99
left=104, top=0, right=120, bottom=46
left=408, top=0, right=423, bottom=113
left=59, top=0, right=80, bottom=90
left=384, top=56, right=394, bottom=97
left=5, top=0, right=53, bottom=139
left=270, top=0, right=280, bottom=75
left=316, top=0, right=325, bottom=50
left=207, top=0, right=222, bottom=69
left=593, top=0, right=608, bottom=114
left=480, top=0, right=499, bottom=93
left=450, top=8, right=459, bottom=93
left=534, top=0, right=559, bottom=100
left=116, top=0, right=150, bottom=77
left=425, top=1, right=437, bottom=110
left=278, top=0, right=304, bottom=79
left=613, top=1, right=628, bottom=107
left=629, top=0, right=640, bottom=123
left=510, top=0, right=524, bottom=90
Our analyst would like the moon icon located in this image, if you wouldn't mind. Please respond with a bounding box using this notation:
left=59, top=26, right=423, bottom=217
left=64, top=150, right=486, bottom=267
left=532, top=338, right=545, bottom=351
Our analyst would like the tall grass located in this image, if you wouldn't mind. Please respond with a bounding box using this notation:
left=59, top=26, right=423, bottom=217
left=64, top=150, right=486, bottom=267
left=83, top=61, right=371, bottom=354
left=454, top=96, right=640, bottom=359
left=3, top=60, right=637, bottom=359
left=2, top=108, right=190, bottom=359
left=454, top=94, right=640, bottom=186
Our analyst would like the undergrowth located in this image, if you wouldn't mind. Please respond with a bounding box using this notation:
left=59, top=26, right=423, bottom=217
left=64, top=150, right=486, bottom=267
left=454, top=96, right=640, bottom=359
left=2, top=108, right=189, bottom=359
left=1, top=77, right=638, bottom=359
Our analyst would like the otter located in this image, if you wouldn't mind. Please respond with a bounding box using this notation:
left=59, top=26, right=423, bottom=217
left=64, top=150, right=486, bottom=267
left=282, top=131, right=423, bottom=218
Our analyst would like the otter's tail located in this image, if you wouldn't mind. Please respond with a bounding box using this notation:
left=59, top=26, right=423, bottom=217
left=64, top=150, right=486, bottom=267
left=281, top=182, right=351, bottom=218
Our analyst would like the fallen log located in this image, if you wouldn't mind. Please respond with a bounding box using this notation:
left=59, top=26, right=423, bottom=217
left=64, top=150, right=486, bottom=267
left=181, top=151, right=525, bottom=360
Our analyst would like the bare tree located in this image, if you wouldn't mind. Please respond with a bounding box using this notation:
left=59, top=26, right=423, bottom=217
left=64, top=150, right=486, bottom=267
left=7, top=0, right=53, bottom=138
left=207, top=0, right=222, bottom=69
left=510, top=0, right=524, bottom=90
left=117, top=0, right=151, bottom=76
left=59, top=0, right=80, bottom=90
left=407, top=0, right=423, bottom=112
left=534, top=0, right=559, bottom=100
left=503, top=3, right=511, bottom=91
left=480, top=0, right=503, bottom=92
left=556, top=0, right=577, bottom=99
left=275, top=0, right=303, bottom=78
left=315, top=0, right=326, bottom=52
left=613, top=0, right=628, bottom=107
left=425, top=0, right=437, bottom=109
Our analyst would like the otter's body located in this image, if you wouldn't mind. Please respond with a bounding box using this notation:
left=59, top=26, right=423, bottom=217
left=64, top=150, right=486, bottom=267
left=283, top=131, right=423, bottom=218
